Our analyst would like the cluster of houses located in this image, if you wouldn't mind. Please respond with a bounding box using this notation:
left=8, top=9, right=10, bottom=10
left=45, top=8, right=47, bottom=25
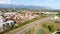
left=0, top=11, right=39, bottom=32
left=4, top=12, right=39, bottom=23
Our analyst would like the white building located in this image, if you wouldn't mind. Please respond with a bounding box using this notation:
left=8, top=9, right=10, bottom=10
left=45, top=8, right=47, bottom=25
left=6, top=20, right=15, bottom=26
left=0, top=16, right=4, bottom=22
left=50, top=16, right=59, bottom=20
left=54, top=16, right=58, bottom=19
left=0, top=22, right=6, bottom=32
left=0, top=20, right=15, bottom=32
left=4, top=12, right=17, bottom=15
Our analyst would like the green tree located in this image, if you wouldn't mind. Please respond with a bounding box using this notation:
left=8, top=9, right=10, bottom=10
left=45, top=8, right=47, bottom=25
left=48, top=24, right=56, bottom=32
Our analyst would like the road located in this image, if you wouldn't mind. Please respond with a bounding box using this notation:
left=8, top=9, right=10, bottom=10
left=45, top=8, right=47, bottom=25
left=15, top=17, right=51, bottom=34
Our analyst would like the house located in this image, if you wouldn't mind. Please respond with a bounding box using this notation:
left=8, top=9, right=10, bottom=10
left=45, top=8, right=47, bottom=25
left=0, top=20, right=15, bottom=32
left=0, top=16, right=5, bottom=22
left=6, top=20, right=15, bottom=26
left=4, top=12, right=20, bottom=20
left=4, top=12, right=17, bottom=19
left=0, top=22, right=6, bottom=32
left=0, top=16, right=15, bottom=32
left=50, top=16, right=59, bottom=20
left=54, top=16, right=58, bottom=19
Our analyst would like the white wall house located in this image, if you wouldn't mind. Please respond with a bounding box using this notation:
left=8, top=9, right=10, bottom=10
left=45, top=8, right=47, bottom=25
left=50, top=16, right=59, bottom=20
left=6, top=20, right=14, bottom=26
left=0, top=20, right=15, bottom=32
left=54, top=16, right=58, bottom=19
left=0, top=22, right=6, bottom=32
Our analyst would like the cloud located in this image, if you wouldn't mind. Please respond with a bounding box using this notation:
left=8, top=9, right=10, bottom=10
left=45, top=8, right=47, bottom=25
left=0, top=0, right=15, bottom=4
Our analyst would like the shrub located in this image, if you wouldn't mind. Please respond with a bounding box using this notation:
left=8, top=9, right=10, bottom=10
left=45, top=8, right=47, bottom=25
left=43, top=22, right=48, bottom=28
left=37, top=29, right=44, bottom=34
left=48, top=24, right=56, bottom=32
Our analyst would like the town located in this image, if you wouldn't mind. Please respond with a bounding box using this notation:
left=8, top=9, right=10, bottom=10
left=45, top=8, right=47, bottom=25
left=0, top=9, right=60, bottom=34
left=0, top=10, right=41, bottom=33
left=0, top=0, right=60, bottom=34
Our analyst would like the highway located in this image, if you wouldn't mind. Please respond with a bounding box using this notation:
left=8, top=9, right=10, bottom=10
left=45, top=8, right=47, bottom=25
left=15, top=17, right=51, bottom=34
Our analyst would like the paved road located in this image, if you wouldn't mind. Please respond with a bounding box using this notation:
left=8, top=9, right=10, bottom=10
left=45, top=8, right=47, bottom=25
left=15, top=17, right=51, bottom=34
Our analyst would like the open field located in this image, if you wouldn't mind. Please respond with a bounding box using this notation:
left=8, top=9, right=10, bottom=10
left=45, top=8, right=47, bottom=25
left=41, top=19, right=60, bottom=34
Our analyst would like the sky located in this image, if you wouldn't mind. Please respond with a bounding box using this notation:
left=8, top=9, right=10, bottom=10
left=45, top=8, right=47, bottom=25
left=0, top=0, right=60, bottom=9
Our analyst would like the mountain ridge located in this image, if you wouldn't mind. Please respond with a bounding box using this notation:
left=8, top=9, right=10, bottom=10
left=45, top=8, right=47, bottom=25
left=0, top=4, right=53, bottom=10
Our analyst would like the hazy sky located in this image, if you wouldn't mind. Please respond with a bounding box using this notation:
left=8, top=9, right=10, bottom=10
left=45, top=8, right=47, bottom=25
left=0, top=0, right=60, bottom=9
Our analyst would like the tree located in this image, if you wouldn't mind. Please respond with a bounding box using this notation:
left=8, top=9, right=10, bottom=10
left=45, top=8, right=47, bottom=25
left=48, top=24, right=56, bottom=32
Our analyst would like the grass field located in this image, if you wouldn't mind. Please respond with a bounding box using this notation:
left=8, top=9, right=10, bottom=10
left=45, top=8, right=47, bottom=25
left=40, top=20, right=60, bottom=34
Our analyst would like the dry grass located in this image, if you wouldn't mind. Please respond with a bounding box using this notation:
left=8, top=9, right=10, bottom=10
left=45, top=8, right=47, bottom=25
left=40, top=19, right=60, bottom=34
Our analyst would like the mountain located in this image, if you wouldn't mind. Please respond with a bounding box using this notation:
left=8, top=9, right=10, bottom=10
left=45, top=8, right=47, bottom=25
left=0, top=4, right=53, bottom=10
